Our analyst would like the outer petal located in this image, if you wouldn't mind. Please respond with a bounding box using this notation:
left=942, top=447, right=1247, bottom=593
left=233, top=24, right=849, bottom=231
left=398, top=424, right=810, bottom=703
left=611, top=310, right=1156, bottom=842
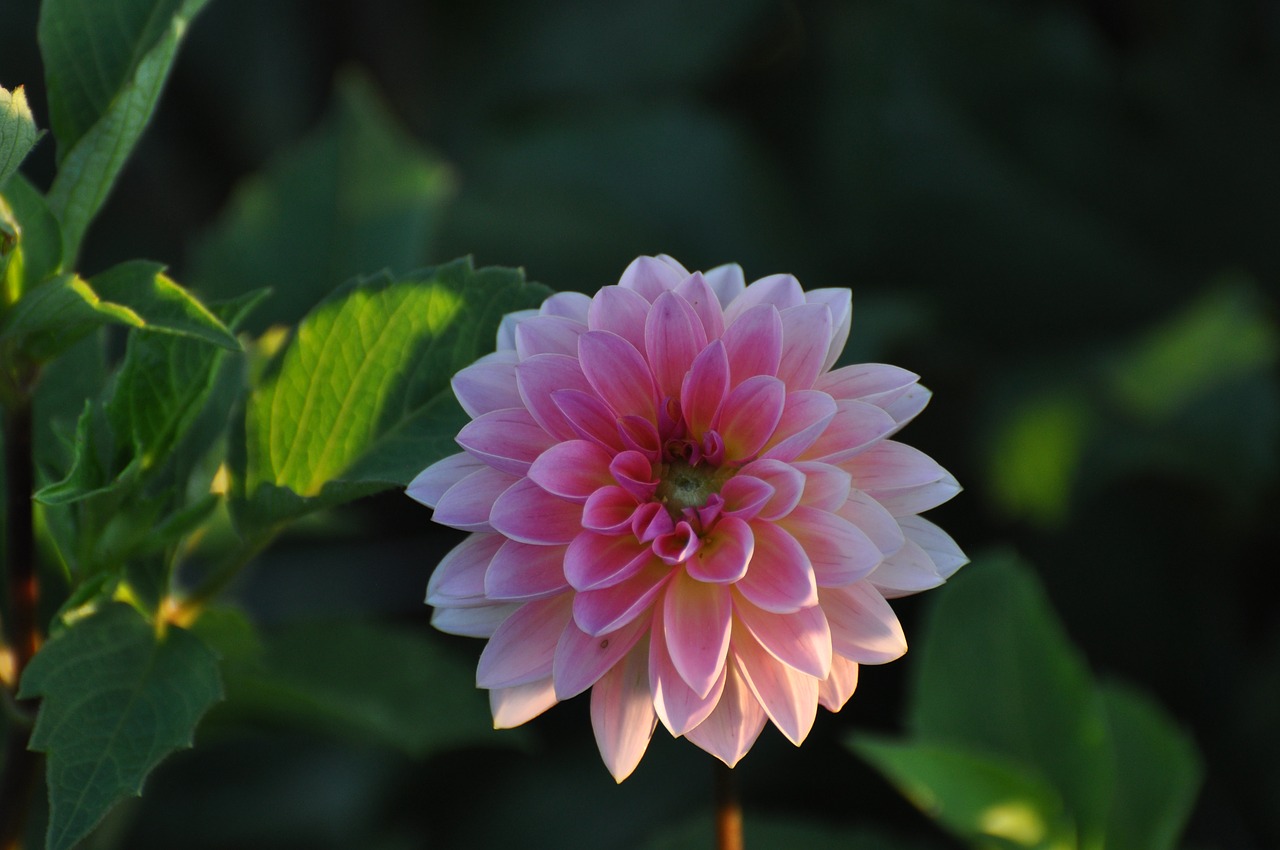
left=573, top=561, right=672, bottom=636
left=838, top=489, right=906, bottom=556
left=663, top=569, right=732, bottom=698
left=485, top=540, right=570, bottom=601
left=425, top=533, right=504, bottom=608
left=800, top=400, right=897, bottom=464
left=684, top=658, right=767, bottom=768
left=793, top=461, right=851, bottom=511
left=817, top=654, right=859, bottom=712
left=815, top=363, right=919, bottom=404
left=456, top=408, right=557, bottom=476
left=476, top=594, right=574, bottom=688
left=587, top=285, right=651, bottom=353
left=776, top=303, right=832, bottom=390
left=490, top=478, right=584, bottom=545
left=539, top=290, right=592, bottom=322
left=703, top=262, right=746, bottom=308
left=723, top=273, right=804, bottom=325
left=900, top=515, right=968, bottom=580
left=517, top=353, right=594, bottom=440
left=645, top=290, right=708, bottom=399
left=432, top=602, right=519, bottom=638
left=491, top=677, right=558, bottom=728
left=528, top=439, right=614, bottom=501
left=496, top=309, right=535, bottom=351
left=515, top=315, right=586, bottom=358
left=722, top=304, right=782, bottom=387
left=578, top=331, right=658, bottom=423
left=732, top=593, right=832, bottom=680
left=761, top=391, right=838, bottom=462
left=452, top=351, right=521, bottom=418
left=737, top=521, right=818, bottom=613
left=649, top=603, right=727, bottom=736
left=867, top=536, right=945, bottom=598
left=844, top=441, right=951, bottom=502
left=780, top=505, right=882, bottom=586
left=591, top=639, right=658, bottom=782
left=675, top=272, right=726, bottom=339
left=618, top=255, right=686, bottom=301
left=718, top=375, right=786, bottom=462
left=433, top=466, right=519, bottom=531
left=407, top=452, right=485, bottom=507
left=554, top=612, right=650, bottom=700
left=804, top=287, right=852, bottom=373
left=821, top=581, right=908, bottom=664
left=565, top=532, right=652, bottom=591
left=733, top=622, right=820, bottom=746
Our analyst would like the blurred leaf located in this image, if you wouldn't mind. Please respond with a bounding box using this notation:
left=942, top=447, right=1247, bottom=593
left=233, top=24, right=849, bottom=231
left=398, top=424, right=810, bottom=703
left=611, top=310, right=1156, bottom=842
left=907, top=554, right=1112, bottom=849
left=987, top=391, right=1092, bottom=527
left=1099, top=682, right=1201, bottom=850
left=0, top=83, right=40, bottom=187
left=34, top=399, right=136, bottom=506
left=190, top=70, right=456, bottom=333
left=19, top=602, right=222, bottom=850
left=90, top=261, right=241, bottom=350
left=0, top=174, right=64, bottom=299
left=851, top=737, right=1075, bottom=850
left=39, top=0, right=211, bottom=259
left=223, top=619, right=495, bottom=757
left=231, top=257, right=548, bottom=534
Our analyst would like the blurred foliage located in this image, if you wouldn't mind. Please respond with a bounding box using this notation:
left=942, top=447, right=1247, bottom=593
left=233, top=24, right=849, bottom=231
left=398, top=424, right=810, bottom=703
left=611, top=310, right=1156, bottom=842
left=3, top=0, right=1277, bottom=846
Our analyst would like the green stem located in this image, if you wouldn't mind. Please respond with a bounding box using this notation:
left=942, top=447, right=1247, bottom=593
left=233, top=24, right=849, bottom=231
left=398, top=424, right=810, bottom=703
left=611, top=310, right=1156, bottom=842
left=715, top=760, right=743, bottom=850
left=173, top=530, right=273, bottom=622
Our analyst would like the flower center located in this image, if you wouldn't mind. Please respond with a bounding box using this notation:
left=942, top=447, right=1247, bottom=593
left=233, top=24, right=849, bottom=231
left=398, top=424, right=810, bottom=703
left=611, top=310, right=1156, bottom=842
left=654, top=460, right=729, bottom=518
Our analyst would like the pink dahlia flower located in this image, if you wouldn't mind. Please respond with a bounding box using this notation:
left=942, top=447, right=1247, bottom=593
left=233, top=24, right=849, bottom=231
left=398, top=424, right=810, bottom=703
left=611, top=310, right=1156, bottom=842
left=409, top=256, right=964, bottom=781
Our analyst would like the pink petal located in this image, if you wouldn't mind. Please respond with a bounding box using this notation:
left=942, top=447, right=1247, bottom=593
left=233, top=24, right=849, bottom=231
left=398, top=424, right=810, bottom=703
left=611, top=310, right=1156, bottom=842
left=426, top=533, right=504, bottom=608
left=573, top=561, right=672, bottom=636
left=491, top=677, right=558, bottom=728
left=837, top=489, right=906, bottom=556
left=515, top=315, right=586, bottom=358
left=587, top=285, right=651, bottom=353
left=565, top=532, right=652, bottom=591
left=817, top=654, right=859, bottom=712
left=617, top=414, right=662, bottom=459
left=736, top=521, right=817, bottom=613
left=722, top=304, right=782, bottom=387
left=452, top=351, right=521, bottom=418
left=663, top=569, right=732, bottom=698
left=674, top=272, right=726, bottom=340
left=433, top=466, right=520, bottom=531
left=900, top=515, right=968, bottom=579
left=719, top=475, right=774, bottom=521
left=738, top=459, right=805, bottom=520
left=645, top=291, right=709, bottom=399
left=780, top=505, right=882, bottom=586
left=872, top=473, right=962, bottom=517
left=733, top=624, right=820, bottom=746
left=680, top=341, right=730, bottom=440
left=490, top=478, right=584, bottom=545
left=456, top=408, right=557, bottom=476
left=476, top=594, right=574, bottom=688
left=793, top=461, right=851, bottom=511
left=718, top=375, right=786, bottom=462
left=407, top=452, right=484, bottom=507
left=578, top=331, right=658, bottom=422
left=553, top=388, right=625, bottom=451
left=554, top=612, right=650, bottom=699
left=776, top=303, right=833, bottom=390
left=868, top=537, right=945, bottom=598
left=799, top=400, right=897, bottom=464
left=732, top=594, right=832, bottom=679
left=761, top=390, right=838, bottom=461
left=703, top=263, right=746, bottom=307
left=610, top=451, right=657, bottom=502
left=618, top=255, right=685, bottom=301
left=539, top=290, right=592, bottom=322
left=496, top=309, right=535, bottom=351
left=517, top=353, right=594, bottom=440
left=821, top=582, right=907, bottom=663
left=846, top=441, right=960, bottom=516
left=815, top=363, right=919, bottom=404
left=649, top=603, right=727, bottom=736
left=723, top=273, right=805, bottom=325
left=804, top=288, right=852, bottom=372
left=684, top=659, right=767, bottom=768
left=591, top=640, right=658, bottom=782
left=527, top=439, right=614, bottom=502
left=653, top=522, right=701, bottom=565
left=485, top=540, right=570, bottom=601
left=686, top=516, right=753, bottom=583
left=582, top=485, right=640, bottom=534
left=881, top=384, right=931, bottom=430
left=431, top=602, right=519, bottom=638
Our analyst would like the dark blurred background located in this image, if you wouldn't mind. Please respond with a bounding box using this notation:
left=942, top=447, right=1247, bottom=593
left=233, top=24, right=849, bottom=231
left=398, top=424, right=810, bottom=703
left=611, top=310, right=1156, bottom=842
left=3, top=0, right=1278, bottom=847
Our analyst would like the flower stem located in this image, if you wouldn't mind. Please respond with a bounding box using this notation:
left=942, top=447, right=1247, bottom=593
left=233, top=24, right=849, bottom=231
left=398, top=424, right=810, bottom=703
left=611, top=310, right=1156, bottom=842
left=714, top=761, right=743, bottom=850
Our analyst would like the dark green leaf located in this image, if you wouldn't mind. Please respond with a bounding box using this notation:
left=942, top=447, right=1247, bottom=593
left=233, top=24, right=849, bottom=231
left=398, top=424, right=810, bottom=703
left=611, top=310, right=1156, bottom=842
left=89, top=261, right=241, bottom=350
left=850, top=737, right=1075, bottom=850
left=39, top=0, right=211, bottom=259
left=190, top=70, right=456, bottom=333
left=0, top=173, right=65, bottom=298
left=232, top=257, right=548, bottom=533
left=34, top=400, right=135, bottom=506
left=0, top=84, right=40, bottom=186
left=18, top=602, right=223, bottom=850
left=222, top=619, right=495, bottom=757
left=908, top=553, right=1112, bottom=849
left=1099, top=682, right=1201, bottom=850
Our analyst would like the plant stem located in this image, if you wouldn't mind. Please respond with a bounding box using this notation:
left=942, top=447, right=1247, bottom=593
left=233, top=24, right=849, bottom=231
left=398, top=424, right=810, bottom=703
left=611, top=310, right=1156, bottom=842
left=171, top=531, right=273, bottom=624
left=2, top=395, right=40, bottom=850
left=715, top=760, right=743, bottom=850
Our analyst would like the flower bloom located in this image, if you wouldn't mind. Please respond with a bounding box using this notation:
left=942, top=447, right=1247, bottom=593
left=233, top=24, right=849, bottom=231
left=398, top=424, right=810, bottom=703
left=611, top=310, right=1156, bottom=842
left=409, top=256, right=964, bottom=780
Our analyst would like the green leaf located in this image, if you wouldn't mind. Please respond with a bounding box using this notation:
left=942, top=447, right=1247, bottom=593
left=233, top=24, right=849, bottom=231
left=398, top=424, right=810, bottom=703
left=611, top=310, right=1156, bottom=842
left=0, top=174, right=65, bottom=299
left=1099, top=682, right=1202, bottom=850
left=190, top=70, right=457, bottom=333
left=0, top=84, right=40, bottom=187
left=18, top=602, right=223, bottom=850
left=33, top=399, right=136, bottom=506
left=39, top=0, right=211, bottom=260
left=851, top=737, right=1076, bottom=850
left=0, top=262, right=238, bottom=362
left=907, top=554, right=1113, bottom=849
left=232, top=257, right=548, bottom=533
left=221, top=619, right=495, bottom=757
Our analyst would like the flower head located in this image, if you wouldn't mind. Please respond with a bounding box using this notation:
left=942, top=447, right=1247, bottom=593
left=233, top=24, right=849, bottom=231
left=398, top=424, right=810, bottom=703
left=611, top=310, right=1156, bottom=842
left=409, top=256, right=965, bottom=780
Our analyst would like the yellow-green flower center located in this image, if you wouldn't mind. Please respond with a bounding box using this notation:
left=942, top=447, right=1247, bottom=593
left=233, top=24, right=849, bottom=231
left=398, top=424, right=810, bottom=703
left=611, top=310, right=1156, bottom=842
left=655, top=461, right=730, bottom=518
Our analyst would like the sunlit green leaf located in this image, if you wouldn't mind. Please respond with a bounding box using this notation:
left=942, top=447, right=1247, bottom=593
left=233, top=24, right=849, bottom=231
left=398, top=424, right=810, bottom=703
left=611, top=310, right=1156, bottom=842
left=907, top=554, right=1112, bottom=849
left=40, top=0, right=211, bottom=259
left=232, top=257, right=548, bottom=534
left=851, top=737, right=1076, bottom=850
left=0, top=83, right=40, bottom=187
left=18, top=602, right=223, bottom=850
left=1100, top=682, right=1201, bottom=850
left=221, top=619, right=495, bottom=757
left=191, top=70, right=456, bottom=333
left=987, top=391, right=1092, bottom=527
